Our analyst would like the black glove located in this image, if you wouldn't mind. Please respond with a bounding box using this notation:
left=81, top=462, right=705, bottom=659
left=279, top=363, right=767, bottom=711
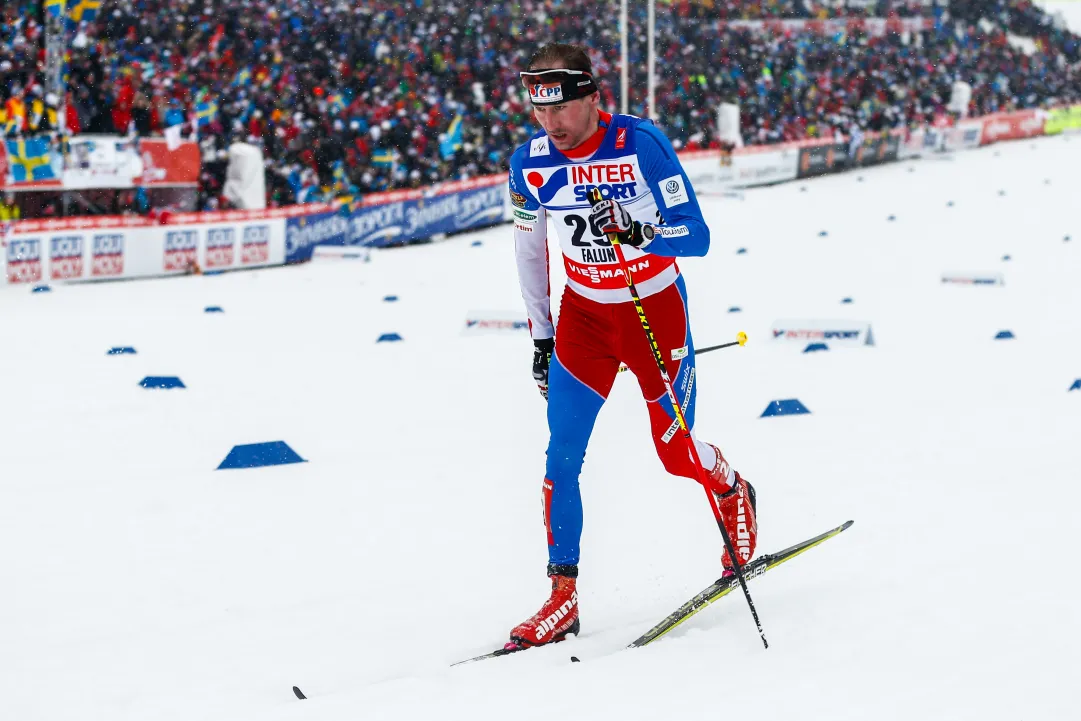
left=588, top=198, right=654, bottom=249
left=532, top=338, right=554, bottom=401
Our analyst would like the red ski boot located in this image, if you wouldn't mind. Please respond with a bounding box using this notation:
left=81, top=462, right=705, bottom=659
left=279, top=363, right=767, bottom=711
left=508, top=572, right=580, bottom=648
left=703, top=444, right=758, bottom=576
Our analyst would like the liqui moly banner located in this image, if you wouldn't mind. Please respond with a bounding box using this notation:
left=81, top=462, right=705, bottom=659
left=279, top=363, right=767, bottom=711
left=2, top=213, right=285, bottom=285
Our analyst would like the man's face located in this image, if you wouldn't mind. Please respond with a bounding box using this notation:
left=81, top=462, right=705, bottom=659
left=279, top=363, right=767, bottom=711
left=529, top=72, right=598, bottom=151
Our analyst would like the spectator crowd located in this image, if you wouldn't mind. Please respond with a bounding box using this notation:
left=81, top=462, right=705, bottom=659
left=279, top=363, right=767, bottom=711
left=1, top=0, right=1078, bottom=211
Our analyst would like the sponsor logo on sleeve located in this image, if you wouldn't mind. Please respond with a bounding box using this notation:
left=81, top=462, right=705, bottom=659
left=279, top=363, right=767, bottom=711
left=615, top=127, right=627, bottom=150
left=513, top=208, right=539, bottom=224
left=659, top=174, right=688, bottom=208
left=510, top=190, right=530, bottom=208
left=658, top=225, right=689, bottom=238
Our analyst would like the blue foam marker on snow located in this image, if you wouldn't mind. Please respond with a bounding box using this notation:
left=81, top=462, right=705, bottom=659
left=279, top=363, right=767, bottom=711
left=1002, top=255, right=1011, bottom=261
left=887, top=215, right=896, bottom=221
left=107, top=347, right=137, bottom=355
left=1069, top=379, right=1081, bottom=391
left=377, top=333, right=402, bottom=343
left=736, top=247, right=747, bottom=255
left=1065, top=235, right=1071, bottom=242
left=841, top=297, right=853, bottom=304
left=139, top=376, right=185, bottom=389
left=804, top=343, right=829, bottom=353
left=995, top=330, right=1015, bottom=340
left=761, top=399, right=811, bottom=418
left=383, top=295, right=399, bottom=302
left=31, top=284, right=51, bottom=293
left=217, top=441, right=306, bottom=470
left=947, top=201, right=954, bottom=207
left=999, top=190, right=1006, bottom=196
left=471, top=240, right=483, bottom=247
left=818, top=231, right=828, bottom=237
left=728, top=306, right=741, bottom=313
left=205, top=306, right=224, bottom=313
left=203, top=270, right=224, bottom=276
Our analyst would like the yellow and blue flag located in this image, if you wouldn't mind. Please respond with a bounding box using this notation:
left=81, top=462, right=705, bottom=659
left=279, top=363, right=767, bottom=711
left=232, top=67, right=251, bottom=87
left=6, top=138, right=58, bottom=183
left=45, top=0, right=66, bottom=19
left=371, top=149, right=396, bottom=168
left=195, top=100, right=219, bottom=127
left=67, top=0, right=102, bottom=24
left=440, top=115, right=463, bottom=160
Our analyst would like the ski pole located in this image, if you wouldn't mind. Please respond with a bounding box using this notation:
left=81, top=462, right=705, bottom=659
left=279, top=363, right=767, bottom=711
left=618, top=333, right=746, bottom=373
left=587, top=189, right=768, bottom=649
left=696, top=332, right=748, bottom=356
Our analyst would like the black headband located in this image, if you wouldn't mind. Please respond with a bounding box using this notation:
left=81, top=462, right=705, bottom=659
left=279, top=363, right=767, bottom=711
left=520, top=68, right=598, bottom=106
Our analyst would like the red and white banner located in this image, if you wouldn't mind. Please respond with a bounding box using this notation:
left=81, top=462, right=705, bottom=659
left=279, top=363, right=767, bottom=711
left=979, top=109, right=1048, bottom=146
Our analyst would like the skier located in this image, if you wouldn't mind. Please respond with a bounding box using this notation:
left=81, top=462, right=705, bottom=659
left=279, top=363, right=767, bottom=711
left=508, top=43, right=758, bottom=649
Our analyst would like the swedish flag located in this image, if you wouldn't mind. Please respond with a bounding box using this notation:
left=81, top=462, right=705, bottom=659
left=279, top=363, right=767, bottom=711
left=440, top=115, right=463, bottom=160
left=45, top=0, right=66, bottom=19
left=232, top=67, right=251, bottom=87
left=371, top=149, right=396, bottom=168
left=67, top=0, right=102, bottom=23
left=6, top=138, right=58, bottom=183
left=195, top=100, right=219, bottom=127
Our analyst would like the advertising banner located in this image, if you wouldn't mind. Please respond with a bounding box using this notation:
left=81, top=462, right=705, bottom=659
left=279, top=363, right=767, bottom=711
left=728, top=146, right=800, bottom=187
left=796, top=141, right=848, bottom=179
left=979, top=109, right=1047, bottom=145
left=771, top=319, right=876, bottom=347
left=2, top=214, right=284, bottom=285
left=1044, top=104, right=1081, bottom=136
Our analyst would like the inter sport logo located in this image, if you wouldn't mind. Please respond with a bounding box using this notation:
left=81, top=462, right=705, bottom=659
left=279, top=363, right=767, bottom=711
left=526, top=167, right=569, bottom=204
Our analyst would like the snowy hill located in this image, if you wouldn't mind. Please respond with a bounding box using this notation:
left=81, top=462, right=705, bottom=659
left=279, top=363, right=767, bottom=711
left=2, top=134, right=1079, bottom=720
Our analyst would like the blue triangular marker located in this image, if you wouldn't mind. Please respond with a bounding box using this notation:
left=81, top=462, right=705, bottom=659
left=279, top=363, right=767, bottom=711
left=761, top=399, right=811, bottom=418
left=803, top=343, right=829, bottom=353
left=140, top=376, right=185, bottom=389
left=736, top=247, right=747, bottom=255
left=1069, top=379, right=1081, bottom=392
left=995, top=330, right=1015, bottom=340
left=32, top=285, right=51, bottom=293
left=217, top=441, right=306, bottom=470
left=383, top=295, right=399, bottom=302
left=205, top=306, right=224, bottom=313
left=108, top=347, right=137, bottom=355
left=377, top=333, right=403, bottom=343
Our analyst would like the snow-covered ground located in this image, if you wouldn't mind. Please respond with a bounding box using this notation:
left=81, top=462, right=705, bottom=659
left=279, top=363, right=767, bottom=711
left=2, top=135, right=1079, bottom=720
